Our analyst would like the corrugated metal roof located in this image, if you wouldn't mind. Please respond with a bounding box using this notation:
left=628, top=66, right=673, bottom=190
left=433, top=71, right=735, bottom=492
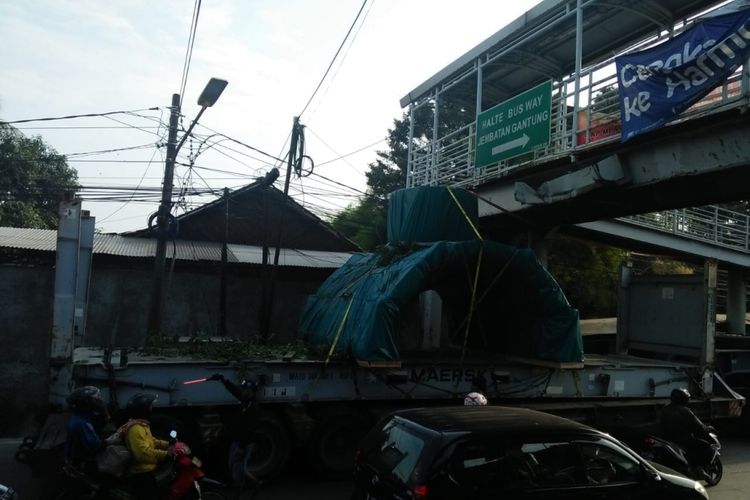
left=0, top=227, right=58, bottom=251
left=0, top=227, right=353, bottom=269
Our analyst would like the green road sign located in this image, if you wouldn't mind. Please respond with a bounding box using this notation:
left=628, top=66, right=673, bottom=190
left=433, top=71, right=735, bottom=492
left=475, top=80, right=552, bottom=167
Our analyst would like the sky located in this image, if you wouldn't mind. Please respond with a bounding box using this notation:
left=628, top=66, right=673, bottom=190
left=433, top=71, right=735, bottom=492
left=0, top=0, right=543, bottom=233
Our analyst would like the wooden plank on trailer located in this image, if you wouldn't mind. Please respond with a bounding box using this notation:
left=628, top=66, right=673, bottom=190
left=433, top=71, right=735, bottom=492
left=502, top=355, right=584, bottom=370
left=356, top=359, right=402, bottom=369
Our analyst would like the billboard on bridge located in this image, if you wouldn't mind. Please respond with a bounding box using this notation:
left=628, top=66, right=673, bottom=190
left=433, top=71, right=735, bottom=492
left=616, top=8, right=750, bottom=141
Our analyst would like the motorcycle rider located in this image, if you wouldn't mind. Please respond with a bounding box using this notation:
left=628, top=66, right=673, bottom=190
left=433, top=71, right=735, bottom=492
left=122, top=393, right=173, bottom=500
left=209, top=373, right=261, bottom=491
left=65, top=386, right=108, bottom=474
left=660, top=388, right=713, bottom=480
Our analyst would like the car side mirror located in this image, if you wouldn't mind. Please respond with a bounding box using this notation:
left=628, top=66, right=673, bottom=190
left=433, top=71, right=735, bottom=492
left=643, top=465, right=661, bottom=484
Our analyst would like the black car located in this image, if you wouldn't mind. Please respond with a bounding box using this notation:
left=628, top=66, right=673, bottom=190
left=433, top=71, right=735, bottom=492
left=352, top=406, right=709, bottom=500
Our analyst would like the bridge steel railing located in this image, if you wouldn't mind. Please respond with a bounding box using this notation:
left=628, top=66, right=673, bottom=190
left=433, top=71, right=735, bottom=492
left=618, top=206, right=750, bottom=254
left=406, top=14, right=749, bottom=190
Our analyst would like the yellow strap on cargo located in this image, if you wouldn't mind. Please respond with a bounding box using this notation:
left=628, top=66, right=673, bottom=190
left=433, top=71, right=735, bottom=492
left=458, top=243, right=484, bottom=371
left=325, top=294, right=355, bottom=365
left=447, top=187, right=482, bottom=241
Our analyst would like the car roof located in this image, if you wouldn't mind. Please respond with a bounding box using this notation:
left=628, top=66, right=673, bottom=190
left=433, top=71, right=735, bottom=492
left=391, top=406, right=599, bottom=437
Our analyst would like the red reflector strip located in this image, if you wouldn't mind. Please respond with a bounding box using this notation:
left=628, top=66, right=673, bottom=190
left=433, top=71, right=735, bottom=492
left=413, top=484, right=428, bottom=499
left=183, top=378, right=208, bottom=385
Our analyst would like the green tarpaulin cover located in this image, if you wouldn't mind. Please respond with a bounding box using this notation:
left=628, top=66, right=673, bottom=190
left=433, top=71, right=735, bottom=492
left=387, top=186, right=478, bottom=242
left=300, top=240, right=582, bottom=363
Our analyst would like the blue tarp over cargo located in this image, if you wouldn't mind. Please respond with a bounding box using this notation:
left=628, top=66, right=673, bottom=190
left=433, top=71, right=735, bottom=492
left=299, top=240, right=582, bottom=363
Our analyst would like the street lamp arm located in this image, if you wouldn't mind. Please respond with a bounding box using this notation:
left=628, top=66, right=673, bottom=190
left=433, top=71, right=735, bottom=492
left=172, top=105, right=207, bottom=160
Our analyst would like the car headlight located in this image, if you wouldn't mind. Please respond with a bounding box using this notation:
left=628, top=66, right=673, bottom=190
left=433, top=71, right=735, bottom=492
left=694, top=481, right=708, bottom=499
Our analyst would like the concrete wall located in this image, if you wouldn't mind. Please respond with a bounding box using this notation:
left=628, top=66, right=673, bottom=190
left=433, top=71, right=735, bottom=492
left=0, top=264, right=55, bottom=436
left=84, top=261, right=324, bottom=346
left=0, top=256, right=331, bottom=436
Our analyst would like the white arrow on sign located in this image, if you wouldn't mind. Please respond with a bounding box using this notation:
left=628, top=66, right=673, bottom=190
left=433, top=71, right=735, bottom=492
left=491, top=133, right=530, bottom=156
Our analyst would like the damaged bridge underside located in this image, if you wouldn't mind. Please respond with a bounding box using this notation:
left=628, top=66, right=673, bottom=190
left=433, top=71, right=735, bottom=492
left=476, top=107, right=750, bottom=239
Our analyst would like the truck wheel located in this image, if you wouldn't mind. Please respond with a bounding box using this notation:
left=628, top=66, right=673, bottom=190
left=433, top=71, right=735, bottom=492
left=244, top=415, right=291, bottom=481
left=307, top=412, right=368, bottom=478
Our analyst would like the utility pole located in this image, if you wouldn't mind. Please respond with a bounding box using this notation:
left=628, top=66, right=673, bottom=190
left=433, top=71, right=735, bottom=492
left=274, top=116, right=300, bottom=266
left=218, top=187, right=229, bottom=336
left=261, top=117, right=300, bottom=342
left=147, top=93, right=181, bottom=336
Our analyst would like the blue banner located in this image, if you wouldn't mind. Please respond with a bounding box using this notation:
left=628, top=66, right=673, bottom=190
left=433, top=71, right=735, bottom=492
left=616, top=8, right=750, bottom=141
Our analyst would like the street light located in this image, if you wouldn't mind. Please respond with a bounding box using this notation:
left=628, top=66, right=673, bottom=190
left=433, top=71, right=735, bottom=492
left=147, top=78, right=228, bottom=336
left=197, top=77, right=228, bottom=107
left=175, top=78, right=228, bottom=155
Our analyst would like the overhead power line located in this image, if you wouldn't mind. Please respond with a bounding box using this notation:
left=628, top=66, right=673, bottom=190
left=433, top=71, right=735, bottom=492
left=310, top=171, right=367, bottom=196
left=0, top=107, right=161, bottom=125
left=179, top=0, right=203, bottom=105
left=97, top=139, right=165, bottom=223
left=65, top=143, right=161, bottom=158
left=305, top=0, right=375, bottom=121
left=192, top=124, right=287, bottom=164
left=13, top=126, right=164, bottom=130
left=306, top=127, right=383, bottom=170
left=298, top=0, right=368, bottom=118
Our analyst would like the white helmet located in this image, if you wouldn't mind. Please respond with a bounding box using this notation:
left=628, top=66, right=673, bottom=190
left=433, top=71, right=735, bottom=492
left=464, top=392, right=488, bottom=406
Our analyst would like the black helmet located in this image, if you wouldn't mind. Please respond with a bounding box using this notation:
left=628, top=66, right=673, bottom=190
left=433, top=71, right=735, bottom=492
left=67, top=386, right=102, bottom=413
left=670, top=388, right=691, bottom=405
left=126, top=393, right=157, bottom=419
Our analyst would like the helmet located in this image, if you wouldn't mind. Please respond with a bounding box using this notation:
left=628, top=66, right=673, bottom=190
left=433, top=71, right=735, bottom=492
left=670, top=388, right=691, bottom=405
left=126, top=393, right=157, bottom=419
left=66, top=386, right=102, bottom=413
left=464, top=392, right=488, bottom=406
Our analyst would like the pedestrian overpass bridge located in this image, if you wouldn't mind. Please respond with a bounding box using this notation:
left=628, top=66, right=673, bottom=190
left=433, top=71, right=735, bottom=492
left=399, top=0, right=750, bottom=332
left=400, top=0, right=750, bottom=246
left=579, top=206, right=750, bottom=267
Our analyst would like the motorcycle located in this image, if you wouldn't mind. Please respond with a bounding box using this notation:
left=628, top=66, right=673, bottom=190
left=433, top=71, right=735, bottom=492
left=161, top=430, right=229, bottom=500
left=56, top=430, right=230, bottom=499
left=634, top=431, right=723, bottom=486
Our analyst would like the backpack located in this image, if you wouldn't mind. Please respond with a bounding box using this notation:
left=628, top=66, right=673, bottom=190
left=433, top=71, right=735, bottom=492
left=95, top=419, right=144, bottom=478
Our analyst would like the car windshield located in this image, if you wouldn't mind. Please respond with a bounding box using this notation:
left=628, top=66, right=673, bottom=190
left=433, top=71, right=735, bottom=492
left=367, top=418, right=427, bottom=484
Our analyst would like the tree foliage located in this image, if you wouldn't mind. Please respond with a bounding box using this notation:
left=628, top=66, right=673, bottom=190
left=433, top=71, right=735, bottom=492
left=0, top=125, right=78, bottom=228
left=333, top=106, right=432, bottom=249
left=547, top=236, right=626, bottom=317
left=331, top=196, right=387, bottom=251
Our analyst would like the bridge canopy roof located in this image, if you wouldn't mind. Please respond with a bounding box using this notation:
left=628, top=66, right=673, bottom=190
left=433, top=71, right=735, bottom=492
left=400, top=0, right=724, bottom=109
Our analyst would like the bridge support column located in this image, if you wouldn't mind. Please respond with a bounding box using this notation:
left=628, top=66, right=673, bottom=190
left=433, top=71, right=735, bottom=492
left=727, top=266, right=747, bottom=335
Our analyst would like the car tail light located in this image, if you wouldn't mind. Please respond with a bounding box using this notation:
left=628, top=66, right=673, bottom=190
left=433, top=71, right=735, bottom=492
left=413, top=484, right=428, bottom=499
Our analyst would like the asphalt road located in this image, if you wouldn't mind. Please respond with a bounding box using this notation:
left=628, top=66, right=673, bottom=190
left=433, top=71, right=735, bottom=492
left=3, top=429, right=750, bottom=499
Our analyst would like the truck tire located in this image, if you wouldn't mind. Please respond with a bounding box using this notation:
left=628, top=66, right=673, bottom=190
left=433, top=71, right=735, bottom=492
left=307, top=412, right=368, bottom=478
left=243, top=415, right=291, bottom=481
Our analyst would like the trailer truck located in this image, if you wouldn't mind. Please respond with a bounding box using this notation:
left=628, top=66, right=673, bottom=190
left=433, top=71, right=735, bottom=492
left=16, top=193, right=744, bottom=483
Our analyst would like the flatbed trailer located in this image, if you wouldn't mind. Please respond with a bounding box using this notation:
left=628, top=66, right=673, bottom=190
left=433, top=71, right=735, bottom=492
left=73, top=347, right=739, bottom=412
left=36, top=342, right=734, bottom=480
